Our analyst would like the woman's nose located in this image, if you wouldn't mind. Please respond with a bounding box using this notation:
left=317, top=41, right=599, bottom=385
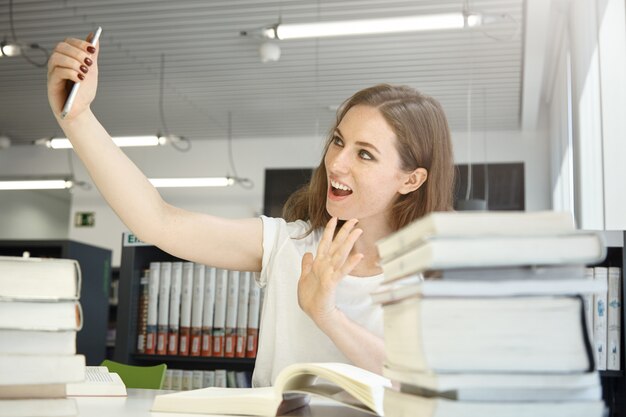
left=329, top=150, right=350, bottom=173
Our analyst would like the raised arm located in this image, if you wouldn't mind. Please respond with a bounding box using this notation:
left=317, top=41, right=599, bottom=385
left=47, top=36, right=262, bottom=271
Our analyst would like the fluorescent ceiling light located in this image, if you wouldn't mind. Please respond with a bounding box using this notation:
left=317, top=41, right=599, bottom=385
left=255, top=12, right=483, bottom=40
left=0, top=179, right=73, bottom=190
left=0, top=42, right=21, bottom=57
left=149, top=177, right=235, bottom=188
left=45, top=136, right=168, bottom=149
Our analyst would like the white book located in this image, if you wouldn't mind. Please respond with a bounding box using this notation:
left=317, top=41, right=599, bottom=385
left=607, top=266, right=622, bottom=370
left=383, top=295, right=593, bottom=373
left=235, top=271, right=251, bottom=358
left=381, top=232, right=606, bottom=282
left=192, top=370, right=204, bottom=389
left=200, top=266, right=217, bottom=357
left=0, top=329, right=76, bottom=355
left=156, top=262, right=172, bottom=355
left=167, top=261, right=183, bottom=355
left=152, top=362, right=390, bottom=416
left=212, top=269, right=229, bottom=357
left=182, top=370, right=193, bottom=391
left=376, top=210, right=576, bottom=262
left=224, top=270, right=240, bottom=357
left=383, top=387, right=604, bottom=417
left=189, top=264, right=206, bottom=356
left=593, top=266, right=608, bottom=370
left=145, top=261, right=161, bottom=354
left=0, top=354, right=85, bottom=385
left=246, top=273, right=262, bottom=358
left=66, top=366, right=127, bottom=397
left=162, top=370, right=173, bottom=390
left=170, top=369, right=183, bottom=391
left=214, top=369, right=227, bottom=388
left=178, top=262, right=194, bottom=356
left=0, top=256, right=81, bottom=301
left=583, top=267, right=595, bottom=343
left=202, top=370, right=215, bottom=388
left=0, top=300, right=82, bottom=331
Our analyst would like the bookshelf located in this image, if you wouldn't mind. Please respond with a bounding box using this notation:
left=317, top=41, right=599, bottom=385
left=595, top=239, right=626, bottom=417
left=113, top=236, right=256, bottom=373
left=0, top=239, right=112, bottom=366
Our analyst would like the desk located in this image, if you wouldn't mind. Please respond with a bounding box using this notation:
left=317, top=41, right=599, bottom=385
left=75, top=389, right=373, bottom=417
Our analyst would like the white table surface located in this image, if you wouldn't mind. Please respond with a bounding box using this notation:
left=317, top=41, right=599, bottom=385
left=74, top=389, right=373, bottom=417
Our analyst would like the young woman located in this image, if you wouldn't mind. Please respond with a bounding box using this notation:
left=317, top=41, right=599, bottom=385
left=47, top=36, right=455, bottom=387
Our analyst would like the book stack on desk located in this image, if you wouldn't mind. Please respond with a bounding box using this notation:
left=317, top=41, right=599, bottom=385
left=0, top=256, right=86, bottom=417
left=373, top=211, right=608, bottom=417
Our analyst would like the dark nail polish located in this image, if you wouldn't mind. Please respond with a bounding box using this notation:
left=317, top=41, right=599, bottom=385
left=87, top=46, right=96, bottom=54
left=80, top=65, right=89, bottom=74
left=77, top=73, right=85, bottom=81
left=84, top=57, right=93, bottom=66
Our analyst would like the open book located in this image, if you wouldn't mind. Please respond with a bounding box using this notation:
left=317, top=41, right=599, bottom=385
left=66, top=366, right=127, bottom=397
left=151, top=362, right=391, bottom=416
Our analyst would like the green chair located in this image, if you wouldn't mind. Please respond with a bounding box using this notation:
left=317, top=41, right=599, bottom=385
left=100, top=359, right=167, bottom=389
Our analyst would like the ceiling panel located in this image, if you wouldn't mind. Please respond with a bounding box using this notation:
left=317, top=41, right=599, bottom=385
left=0, top=0, right=524, bottom=145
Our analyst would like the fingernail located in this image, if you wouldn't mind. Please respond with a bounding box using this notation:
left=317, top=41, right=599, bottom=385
left=77, top=73, right=85, bottom=81
left=80, top=65, right=89, bottom=74
left=84, top=57, right=93, bottom=66
left=87, top=46, right=96, bottom=54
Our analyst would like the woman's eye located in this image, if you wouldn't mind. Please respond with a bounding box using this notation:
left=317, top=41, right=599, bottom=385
left=332, top=136, right=344, bottom=146
left=359, top=150, right=373, bottom=160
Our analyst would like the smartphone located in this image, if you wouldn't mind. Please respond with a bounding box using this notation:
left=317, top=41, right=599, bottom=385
left=60, top=27, right=102, bottom=119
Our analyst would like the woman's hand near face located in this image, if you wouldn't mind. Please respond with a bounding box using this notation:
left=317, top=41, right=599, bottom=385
left=47, top=34, right=99, bottom=121
left=297, top=217, right=363, bottom=329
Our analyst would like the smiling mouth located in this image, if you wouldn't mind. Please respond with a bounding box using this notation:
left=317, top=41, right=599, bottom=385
left=330, top=179, right=353, bottom=197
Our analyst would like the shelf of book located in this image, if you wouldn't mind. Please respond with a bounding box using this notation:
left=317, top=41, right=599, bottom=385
left=0, top=239, right=111, bottom=366
left=113, top=235, right=256, bottom=374
left=592, top=241, right=625, bottom=417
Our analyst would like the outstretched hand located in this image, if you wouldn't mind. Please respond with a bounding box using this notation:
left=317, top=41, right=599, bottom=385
left=47, top=33, right=100, bottom=120
left=297, top=217, right=363, bottom=328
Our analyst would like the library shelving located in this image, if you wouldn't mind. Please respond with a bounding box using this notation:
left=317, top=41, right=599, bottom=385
left=594, top=238, right=626, bottom=417
left=113, top=234, right=255, bottom=373
left=0, top=239, right=112, bottom=366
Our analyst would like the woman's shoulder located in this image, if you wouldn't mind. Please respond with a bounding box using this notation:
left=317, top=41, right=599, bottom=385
left=260, top=215, right=321, bottom=244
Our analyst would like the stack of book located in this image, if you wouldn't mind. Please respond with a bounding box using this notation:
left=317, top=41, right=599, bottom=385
left=0, top=256, right=86, bottom=417
left=373, top=211, right=608, bottom=417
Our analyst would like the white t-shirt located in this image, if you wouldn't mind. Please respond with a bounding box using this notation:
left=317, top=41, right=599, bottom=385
left=252, top=216, right=384, bottom=387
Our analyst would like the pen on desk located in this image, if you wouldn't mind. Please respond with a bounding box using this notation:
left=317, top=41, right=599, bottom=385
left=60, top=27, right=102, bottom=120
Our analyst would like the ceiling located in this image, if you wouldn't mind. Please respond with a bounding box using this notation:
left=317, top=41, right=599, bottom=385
left=0, top=0, right=526, bottom=146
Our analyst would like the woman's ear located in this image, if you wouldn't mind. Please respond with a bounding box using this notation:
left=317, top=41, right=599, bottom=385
left=399, top=168, right=428, bottom=195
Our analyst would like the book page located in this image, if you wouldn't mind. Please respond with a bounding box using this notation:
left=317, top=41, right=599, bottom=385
left=66, top=367, right=127, bottom=397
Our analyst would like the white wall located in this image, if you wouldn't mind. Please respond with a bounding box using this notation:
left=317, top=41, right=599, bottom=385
left=0, top=129, right=551, bottom=266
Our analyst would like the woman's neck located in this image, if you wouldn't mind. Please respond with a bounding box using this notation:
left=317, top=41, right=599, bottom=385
left=349, top=217, right=392, bottom=277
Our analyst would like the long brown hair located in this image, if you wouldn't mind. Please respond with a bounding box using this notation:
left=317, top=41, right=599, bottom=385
left=283, top=84, right=454, bottom=232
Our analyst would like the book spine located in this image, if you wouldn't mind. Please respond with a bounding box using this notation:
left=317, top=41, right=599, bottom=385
left=607, top=267, right=622, bottom=370
left=200, top=267, right=217, bottom=357
left=189, top=264, right=206, bottom=356
left=167, top=262, right=183, bottom=355
left=135, top=269, right=150, bottom=354
left=145, top=262, right=160, bottom=355
left=212, top=269, right=229, bottom=357
left=593, top=267, right=609, bottom=370
left=245, top=274, right=261, bottom=358
left=214, top=369, right=227, bottom=388
left=198, top=267, right=217, bottom=356
left=178, top=262, right=194, bottom=356
left=192, top=370, right=204, bottom=389
left=170, top=369, right=183, bottom=391
left=156, top=262, right=172, bottom=355
left=583, top=267, right=595, bottom=344
left=202, top=370, right=215, bottom=388
left=224, top=271, right=240, bottom=358
left=235, top=271, right=251, bottom=358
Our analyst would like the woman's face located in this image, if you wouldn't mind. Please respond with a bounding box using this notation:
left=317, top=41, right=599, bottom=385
left=324, top=105, right=412, bottom=223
